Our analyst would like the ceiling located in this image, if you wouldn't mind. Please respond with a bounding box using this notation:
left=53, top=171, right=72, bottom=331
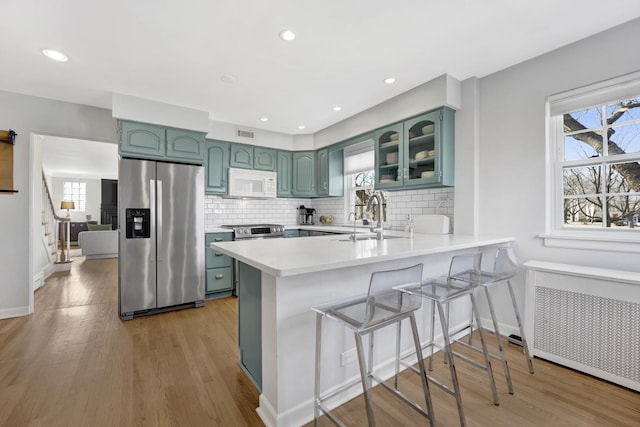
left=2, top=1, right=640, bottom=135
left=42, top=137, right=118, bottom=180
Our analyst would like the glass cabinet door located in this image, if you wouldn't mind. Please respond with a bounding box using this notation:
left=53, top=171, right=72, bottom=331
left=374, top=123, right=404, bottom=189
left=403, top=111, right=441, bottom=186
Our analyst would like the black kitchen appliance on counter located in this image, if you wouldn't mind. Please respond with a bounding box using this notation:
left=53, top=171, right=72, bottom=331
left=298, top=205, right=316, bottom=225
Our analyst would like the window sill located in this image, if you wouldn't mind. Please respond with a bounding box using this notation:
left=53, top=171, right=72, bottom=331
left=540, top=231, right=640, bottom=253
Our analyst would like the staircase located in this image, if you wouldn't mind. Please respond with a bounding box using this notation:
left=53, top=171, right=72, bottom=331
left=41, top=172, right=72, bottom=272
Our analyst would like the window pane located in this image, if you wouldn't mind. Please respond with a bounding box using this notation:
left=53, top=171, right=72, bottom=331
left=563, top=197, right=602, bottom=226
left=608, top=122, right=640, bottom=156
left=608, top=161, right=640, bottom=193
left=564, top=133, right=601, bottom=160
left=605, top=98, right=640, bottom=124
left=62, top=181, right=86, bottom=212
left=608, top=195, right=640, bottom=229
left=563, top=166, right=602, bottom=195
left=564, top=107, right=602, bottom=130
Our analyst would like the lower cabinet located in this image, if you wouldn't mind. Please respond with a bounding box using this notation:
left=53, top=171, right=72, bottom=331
left=205, top=232, right=233, bottom=298
left=238, top=261, right=262, bottom=392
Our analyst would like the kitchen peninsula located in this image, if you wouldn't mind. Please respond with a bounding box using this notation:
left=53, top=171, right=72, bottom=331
left=211, top=232, right=514, bottom=427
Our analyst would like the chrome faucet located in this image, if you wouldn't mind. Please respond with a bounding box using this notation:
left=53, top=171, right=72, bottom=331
left=366, top=191, right=385, bottom=240
left=348, top=211, right=357, bottom=241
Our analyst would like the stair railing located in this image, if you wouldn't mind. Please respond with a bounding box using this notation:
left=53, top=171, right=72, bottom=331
left=41, top=172, right=70, bottom=263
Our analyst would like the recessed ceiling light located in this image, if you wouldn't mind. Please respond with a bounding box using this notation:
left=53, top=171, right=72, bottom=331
left=42, top=49, right=69, bottom=62
left=260, top=117, right=269, bottom=122
left=279, top=30, right=296, bottom=41
left=333, top=106, right=342, bottom=111
left=384, top=77, right=396, bottom=84
left=297, top=125, right=305, bottom=130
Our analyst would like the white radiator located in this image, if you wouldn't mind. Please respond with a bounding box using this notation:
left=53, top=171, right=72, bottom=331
left=524, top=261, right=640, bottom=392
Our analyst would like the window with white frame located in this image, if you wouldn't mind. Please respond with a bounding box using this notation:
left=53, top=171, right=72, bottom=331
left=343, top=139, right=386, bottom=221
left=63, top=181, right=86, bottom=212
left=546, top=71, right=640, bottom=250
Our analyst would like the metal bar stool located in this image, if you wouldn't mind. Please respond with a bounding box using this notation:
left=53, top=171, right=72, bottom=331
left=395, top=253, right=501, bottom=427
left=451, top=246, right=534, bottom=374
left=312, top=264, right=435, bottom=427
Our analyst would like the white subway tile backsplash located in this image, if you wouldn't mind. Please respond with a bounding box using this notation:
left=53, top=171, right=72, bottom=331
left=204, top=187, right=454, bottom=233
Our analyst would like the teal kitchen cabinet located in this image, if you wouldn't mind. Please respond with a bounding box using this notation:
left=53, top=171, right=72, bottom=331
left=166, top=128, right=205, bottom=162
left=298, top=230, right=311, bottom=237
left=204, top=139, right=230, bottom=195
left=292, top=151, right=316, bottom=197
left=238, top=261, right=262, bottom=391
left=374, top=107, right=454, bottom=190
left=374, top=122, right=405, bottom=190
left=230, top=143, right=254, bottom=169
left=254, top=147, right=277, bottom=171
left=205, top=232, right=234, bottom=298
left=277, top=150, right=293, bottom=197
left=316, top=147, right=344, bottom=197
left=118, top=120, right=205, bottom=164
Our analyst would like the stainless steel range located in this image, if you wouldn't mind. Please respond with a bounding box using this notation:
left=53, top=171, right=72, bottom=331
left=221, top=224, right=285, bottom=240
left=220, top=224, right=285, bottom=296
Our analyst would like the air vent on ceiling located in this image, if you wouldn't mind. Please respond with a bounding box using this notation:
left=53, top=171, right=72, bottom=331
left=236, top=129, right=254, bottom=139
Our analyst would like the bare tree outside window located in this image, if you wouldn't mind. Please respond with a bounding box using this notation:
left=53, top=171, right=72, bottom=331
left=562, top=97, right=640, bottom=229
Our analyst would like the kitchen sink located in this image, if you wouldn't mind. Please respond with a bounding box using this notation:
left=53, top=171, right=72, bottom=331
left=334, top=234, right=405, bottom=242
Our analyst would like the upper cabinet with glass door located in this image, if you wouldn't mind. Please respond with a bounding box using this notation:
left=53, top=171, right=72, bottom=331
left=374, top=107, right=454, bottom=190
left=374, top=123, right=404, bottom=189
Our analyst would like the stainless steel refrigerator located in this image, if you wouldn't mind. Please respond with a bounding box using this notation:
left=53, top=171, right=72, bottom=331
left=118, top=158, right=204, bottom=320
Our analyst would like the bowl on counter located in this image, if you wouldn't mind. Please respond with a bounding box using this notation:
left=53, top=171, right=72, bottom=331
left=319, top=215, right=334, bottom=225
left=386, top=152, right=398, bottom=164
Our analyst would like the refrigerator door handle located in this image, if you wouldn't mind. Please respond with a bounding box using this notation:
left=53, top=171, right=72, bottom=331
left=156, top=179, right=163, bottom=262
left=150, top=178, right=156, bottom=262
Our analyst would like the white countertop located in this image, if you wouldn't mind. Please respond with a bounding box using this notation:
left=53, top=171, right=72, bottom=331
left=211, top=233, right=514, bottom=277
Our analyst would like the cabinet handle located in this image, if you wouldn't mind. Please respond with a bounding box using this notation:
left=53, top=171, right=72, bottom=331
left=215, top=252, right=224, bottom=256
left=215, top=274, right=224, bottom=280
left=214, top=238, right=223, bottom=241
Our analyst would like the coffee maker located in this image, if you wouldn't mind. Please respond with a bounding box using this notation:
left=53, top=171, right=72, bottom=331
left=298, top=205, right=316, bottom=225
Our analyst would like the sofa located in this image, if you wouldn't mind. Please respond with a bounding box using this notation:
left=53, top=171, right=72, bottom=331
left=77, top=230, right=118, bottom=259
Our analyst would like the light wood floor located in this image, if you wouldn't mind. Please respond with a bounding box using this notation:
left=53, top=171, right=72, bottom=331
left=1, top=258, right=639, bottom=426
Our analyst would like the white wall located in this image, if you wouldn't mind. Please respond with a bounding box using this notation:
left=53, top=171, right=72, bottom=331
left=475, top=18, right=640, bottom=326
left=0, top=90, right=116, bottom=318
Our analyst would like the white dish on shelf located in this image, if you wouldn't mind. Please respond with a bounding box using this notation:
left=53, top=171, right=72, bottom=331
left=386, top=153, right=398, bottom=164
left=415, top=150, right=429, bottom=160
left=380, top=141, right=397, bottom=148
left=380, top=174, right=394, bottom=180
left=421, top=171, right=436, bottom=178
left=422, top=124, right=434, bottom=135
left=380, top=178, right=396, bottom=184
left=428, top=149, right=436, bottom=157
left=389, top=133, right=399, bottom=141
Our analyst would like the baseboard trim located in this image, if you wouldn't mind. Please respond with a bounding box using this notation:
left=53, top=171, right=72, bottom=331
left=0, top=306, right=31, bottom=320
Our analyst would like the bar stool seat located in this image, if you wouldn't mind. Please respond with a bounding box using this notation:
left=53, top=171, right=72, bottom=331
left=312, top=263, right=435, bottom=427
left=450, top=246, right=535, bottom=374
left=394, top=253, right=503, bottom=427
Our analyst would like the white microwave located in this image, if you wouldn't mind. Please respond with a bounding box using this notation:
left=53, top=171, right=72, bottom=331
left=227, top=167, right=277, bottom=198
